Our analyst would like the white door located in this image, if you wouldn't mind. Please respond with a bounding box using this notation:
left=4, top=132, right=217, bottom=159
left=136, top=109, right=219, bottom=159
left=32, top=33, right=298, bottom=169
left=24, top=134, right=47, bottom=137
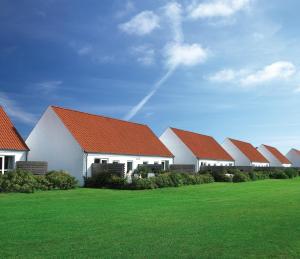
left=0, top=156, right=4, bottom=174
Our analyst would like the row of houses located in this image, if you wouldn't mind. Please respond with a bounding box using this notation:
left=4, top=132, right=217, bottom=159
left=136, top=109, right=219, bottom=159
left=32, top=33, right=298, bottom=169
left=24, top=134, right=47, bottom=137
left=1, top=105, right=300, bottom=184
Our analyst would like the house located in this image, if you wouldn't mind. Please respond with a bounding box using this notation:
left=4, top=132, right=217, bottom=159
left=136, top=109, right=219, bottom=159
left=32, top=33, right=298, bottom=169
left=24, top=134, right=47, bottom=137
left=222, top=138, right=269, bottom=167
left=286, top=149, right=300, bottom=168
left=159, top=127, right=234, bottom=172
left=26, top=106, right=173, bottom=184
left=0, top=106, right=29, bottom=174
left=257, top=144, right=291, bottom=167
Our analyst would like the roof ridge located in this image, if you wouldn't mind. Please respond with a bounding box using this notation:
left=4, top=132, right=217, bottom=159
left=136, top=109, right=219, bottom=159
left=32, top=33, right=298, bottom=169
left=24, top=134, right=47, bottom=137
left=51, top=105, right=147, bottom=127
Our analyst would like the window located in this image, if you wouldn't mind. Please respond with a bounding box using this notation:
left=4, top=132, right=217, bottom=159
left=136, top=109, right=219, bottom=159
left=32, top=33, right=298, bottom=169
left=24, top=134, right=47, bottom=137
left=94, top=158, right=100, bottom=164
left=127, top=161, right=133, bottom=173
left=143, top=161, right=148, bottom=165
left=0, top=156, right=14, bottom=174
left=101, top=159, right=108, bottom=164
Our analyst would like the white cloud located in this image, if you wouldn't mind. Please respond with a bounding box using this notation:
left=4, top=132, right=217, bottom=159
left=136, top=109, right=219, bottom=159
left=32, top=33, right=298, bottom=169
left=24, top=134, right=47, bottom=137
left=119, top=11, right=160, bottom=36
left=241, top=61, right=296, bottom=85
left=164, top=43, right=208, bottom=68
left=0, top=93, right=37, bottom=125
left=188, top=0, right=250, bottom=19
left=36, top=80, right=62, bottom=93
left=77, top=45, right=92, bottom=56
left=115, top=1, right=135, bottom=19
left=209, top=61, right=297, bottom=87
left=131, top=45, right=155, bottom=65
left=164, top=2, right=183, bottom=43
left=208, top=69, right=239, bottom=82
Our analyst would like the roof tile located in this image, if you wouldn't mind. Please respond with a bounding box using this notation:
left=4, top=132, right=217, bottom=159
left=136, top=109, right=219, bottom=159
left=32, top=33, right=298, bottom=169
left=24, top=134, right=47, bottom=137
left=52, top=106, right=173, bottom=157
left=171, top=127, right=234, bottom=161
left=262, top=144, right=291, bottom=164
left=0, top=106, right=29, bottom=151
left=229, top=138, right=269, bottom=163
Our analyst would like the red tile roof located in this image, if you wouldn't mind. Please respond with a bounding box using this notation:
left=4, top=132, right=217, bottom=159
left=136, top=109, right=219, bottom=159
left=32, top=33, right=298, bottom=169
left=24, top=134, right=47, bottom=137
left=229, top=138, right=269, bottom=163
left=52, top=106, right=173, bottom=157
left=262, top=144, right=291, bottom=164
left=171, top=127, right=234, bottom=161
left=0, top=106, right=29, bottom=151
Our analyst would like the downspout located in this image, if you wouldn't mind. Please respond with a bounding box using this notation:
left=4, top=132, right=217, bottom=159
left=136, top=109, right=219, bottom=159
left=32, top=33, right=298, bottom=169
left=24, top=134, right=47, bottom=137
left=84, top=151, right=88, bottom=178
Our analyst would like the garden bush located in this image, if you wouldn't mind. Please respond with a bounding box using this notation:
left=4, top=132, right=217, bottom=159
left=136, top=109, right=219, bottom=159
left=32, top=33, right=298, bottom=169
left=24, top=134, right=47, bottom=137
left=269, top=169, right=289, bottom=179
left=0, top=170, right=37, bottom=193
left=46, top=171, right=78, bottom=190
left=249, top=170, right=270, bottom=181
left=200, top=168, right=232, bottom=182
left=232, top=172, right=250, bottom=183
left=284, top=168, right=299, bottom=178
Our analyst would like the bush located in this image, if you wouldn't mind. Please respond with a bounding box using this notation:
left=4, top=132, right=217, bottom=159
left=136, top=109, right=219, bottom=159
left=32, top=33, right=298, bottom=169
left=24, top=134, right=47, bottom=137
left=284, top=168, right=299, bottom=178
left=35, top=175, right=53, bottom=190
left=0, top=170, right=37, bottom=193
left=249, top=171, right=269, bottom=181
left=269, top=169, right=289, bottom=179
left=46, top=171, right=77, bottom=190
left=201, top=168, right=232, bottom=182
left=232, top=172, right=250, bottom=183
left=130, top=178, right=157, bottom=190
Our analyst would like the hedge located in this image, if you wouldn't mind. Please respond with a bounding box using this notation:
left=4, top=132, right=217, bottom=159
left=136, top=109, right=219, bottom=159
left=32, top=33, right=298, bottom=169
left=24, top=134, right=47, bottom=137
left=203, top=167, right=299, bottom=183
left=85, top=172, right=214, bottom=190
left=0, top=170, right=77, bottom=193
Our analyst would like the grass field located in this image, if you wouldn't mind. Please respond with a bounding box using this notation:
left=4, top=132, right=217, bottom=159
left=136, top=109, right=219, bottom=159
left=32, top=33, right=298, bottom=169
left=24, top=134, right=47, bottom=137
left=1, top=178, right=300, bottom=258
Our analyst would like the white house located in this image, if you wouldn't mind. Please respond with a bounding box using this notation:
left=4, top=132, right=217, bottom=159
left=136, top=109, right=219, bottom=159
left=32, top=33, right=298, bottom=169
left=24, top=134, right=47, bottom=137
left=257, top=144, right=291, bottom=167
left=222, top=138, right=269, bottom=167
left=160, top=127, right=234, bottom=172
left=286, top=149, right=300, bottom=168
left=0, top=106, right=29, bottom=174
left=26, top=106, right=173, bottom=185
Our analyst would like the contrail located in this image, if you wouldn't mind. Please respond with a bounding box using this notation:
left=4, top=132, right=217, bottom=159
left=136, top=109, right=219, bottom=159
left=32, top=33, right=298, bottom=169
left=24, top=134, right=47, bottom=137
left=124, top=65, right=177, bottom=120
left=124, top=2, right=182, bottom=121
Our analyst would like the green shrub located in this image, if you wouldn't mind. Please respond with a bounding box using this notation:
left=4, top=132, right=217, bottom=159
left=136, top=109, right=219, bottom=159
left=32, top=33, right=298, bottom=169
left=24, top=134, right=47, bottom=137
left=35, top=175, right=53, bottom=190
left=269, top=169, right=289, bottom=179
left=130, top=178, right=157, bottom=190
left=0, top=170, right=37, bottom=193
left=233, top=172, right=250, bottom=183
left=203, top=169, right=232, bottom=182
left=284, top=168, right=299, bottom=178
left=249, top=171, right=269, bottom=181
left=154, top=174, right=174, bottom=188
left=46, top=171, right=77, bottom=190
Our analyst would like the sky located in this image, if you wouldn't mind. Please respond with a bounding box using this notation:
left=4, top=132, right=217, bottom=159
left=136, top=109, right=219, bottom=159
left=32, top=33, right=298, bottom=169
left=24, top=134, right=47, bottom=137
left=1, top=0, right=300, bottom=153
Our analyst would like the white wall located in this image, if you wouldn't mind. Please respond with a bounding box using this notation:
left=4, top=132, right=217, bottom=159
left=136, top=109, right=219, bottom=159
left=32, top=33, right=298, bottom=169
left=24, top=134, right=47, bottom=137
left=251, top=162, right=270, bottom=167
left=286, top=149, right=300, bottom=167
left=257, top=145, right=289, bottom=167
left=26, top=107, right=85, bottom=185
left=86, top=153, right=173, bottom=177
left=198, top=159, right=234, bottom=168
left=160, top=128, right=198, bottom=170
left=222, top=138, right=251, bottom=166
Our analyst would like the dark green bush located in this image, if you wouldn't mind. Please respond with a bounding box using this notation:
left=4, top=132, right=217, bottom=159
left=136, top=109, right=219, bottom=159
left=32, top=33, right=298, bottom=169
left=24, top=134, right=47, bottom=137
left=0, top=170, right=37, bottom=193
left=130, top=178, right=157, bottom=190
left=35, top=175, right=53, bottom=190
left=269, top=169, right=289, bottom=179
left=46, top=171, right=77, bottom=190
left=284, top=168, right=299, bottom=178
left=249, top=171, right=269, bottom=181
left=201, top=168, right=232, bottom=182
left=233, top=172, right=250, bottom=183
left=154, top=173, right=174, bottom=188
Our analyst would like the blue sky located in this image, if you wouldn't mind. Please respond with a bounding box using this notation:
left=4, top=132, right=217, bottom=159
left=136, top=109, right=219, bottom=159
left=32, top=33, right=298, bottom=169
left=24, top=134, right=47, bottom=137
left=1, top=0, right=300, bottom=153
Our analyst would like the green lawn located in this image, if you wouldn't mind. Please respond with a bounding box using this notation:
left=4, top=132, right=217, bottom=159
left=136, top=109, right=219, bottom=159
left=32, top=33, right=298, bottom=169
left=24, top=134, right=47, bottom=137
left=1, top=179, right=300, bottom=258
